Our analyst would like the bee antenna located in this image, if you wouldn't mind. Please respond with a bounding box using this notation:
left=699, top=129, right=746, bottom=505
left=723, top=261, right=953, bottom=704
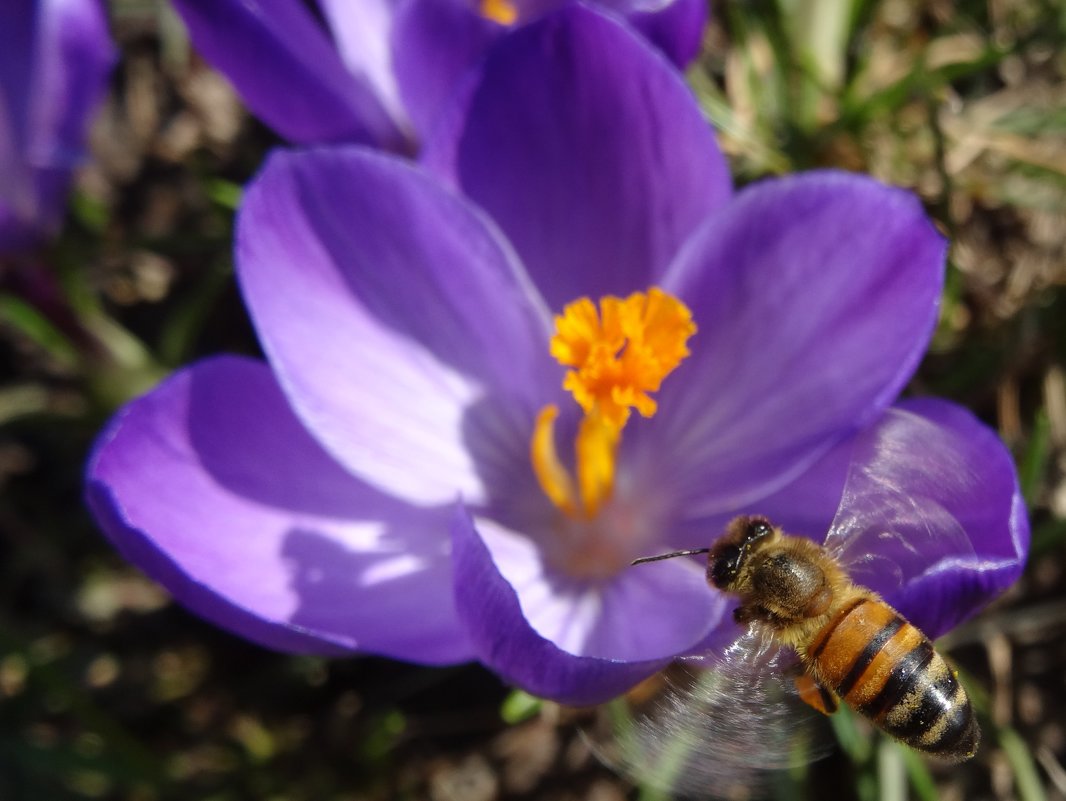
left=631, top=548, right=711, bottom=566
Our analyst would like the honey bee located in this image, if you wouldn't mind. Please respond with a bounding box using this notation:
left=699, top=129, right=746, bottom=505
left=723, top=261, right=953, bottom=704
left=596, top=409, right=990, bottom=798
left=633, top=515, right=978, bottom=763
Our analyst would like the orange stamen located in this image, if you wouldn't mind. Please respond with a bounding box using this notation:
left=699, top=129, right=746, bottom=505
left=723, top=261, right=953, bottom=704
left=480, top=0, right=518, bottom=24
left=531, top=288, right=696, bottom=518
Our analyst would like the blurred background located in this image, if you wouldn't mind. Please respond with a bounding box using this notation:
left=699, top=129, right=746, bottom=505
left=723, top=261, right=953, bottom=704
left=1, top=0, right=1064, bottom=799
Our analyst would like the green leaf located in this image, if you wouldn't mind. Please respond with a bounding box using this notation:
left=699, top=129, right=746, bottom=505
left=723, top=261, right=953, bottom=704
left=499, top=689, right=542, bottom=725
left=0, top=293, right=79, bottom=368
left=206, top=179, right=243, bottom=212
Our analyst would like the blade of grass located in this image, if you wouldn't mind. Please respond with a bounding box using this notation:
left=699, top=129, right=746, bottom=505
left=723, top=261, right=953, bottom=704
left=876, top=738, right=905, bottom=801
left=829, top=704, right=873, bottom=764
left=1000, top=727, right=1047, bottom=801
left=0, top=294, right=79, bottom=369
left=156, top=261, right=232, bottom=366
left=899, top=742, right=939, bottom=801
left=1018, top=409, right=1050, bottom=507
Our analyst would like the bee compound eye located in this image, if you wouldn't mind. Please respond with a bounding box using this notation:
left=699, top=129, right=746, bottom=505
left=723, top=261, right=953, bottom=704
left=709, top=545, right=741, bottom=588
left=747, top=519, right=773, bottom=541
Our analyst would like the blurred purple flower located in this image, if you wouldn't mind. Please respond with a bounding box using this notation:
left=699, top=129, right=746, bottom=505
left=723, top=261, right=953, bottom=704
left=0, top=0, right=113, bottom=251
left=169, top=0, right=707, bottom=151
left=86, top=7, right=1027, bottom=704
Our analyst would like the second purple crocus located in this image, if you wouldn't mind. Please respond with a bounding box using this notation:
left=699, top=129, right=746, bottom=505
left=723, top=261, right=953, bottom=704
left=168, top=0, right=707, bottom=152
left=86, top=7, right=1028, bottom=705
left=1, top=0, right=113, bottom=252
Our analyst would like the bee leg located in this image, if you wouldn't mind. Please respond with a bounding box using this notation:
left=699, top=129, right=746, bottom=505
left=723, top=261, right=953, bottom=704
left=794, top=674, right=839, bottom=716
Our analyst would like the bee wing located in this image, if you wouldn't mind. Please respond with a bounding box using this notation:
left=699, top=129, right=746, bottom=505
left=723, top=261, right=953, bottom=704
left=589, top=631, right=834, bottom=799
left=822, top=408, right=977, bottom=596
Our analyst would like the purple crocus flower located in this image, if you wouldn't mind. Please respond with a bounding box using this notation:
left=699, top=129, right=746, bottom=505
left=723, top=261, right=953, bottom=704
left=168, top=0, right=707, bottom=151
left=86, top=7, right=1027, bottom=705
left=0, top=0, right=113, bottom=252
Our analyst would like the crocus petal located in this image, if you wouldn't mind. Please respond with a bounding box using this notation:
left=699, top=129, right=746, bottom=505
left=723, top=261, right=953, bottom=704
left=513, top=0, right=707, bottom=68
left=825, top=398, right=1028, bottom=638
left=620, top=0, right=709, bottom=67
left=171, top=0, right=409, bottom=149
left=703, top=398, right=1026, bottom=640
left=0, top=1, right=37, bottom=165
left=647, top=171, right=946, bottom=515
left=28, top=0, right=114, bottom=167
left=0, top=0, right=113, bottom=245
left=237, top=146, right=555, bottom=506
left=86, top=356, right=473, bottom=664
left=428, top=5, right=731, bottom=311
left=314, top=0, right=408, bottom=128
left=452, top=505, right=676, bottom=705
left=391, top=0, right=501, bottom=140
left=471, top=516, right=726, bottom=661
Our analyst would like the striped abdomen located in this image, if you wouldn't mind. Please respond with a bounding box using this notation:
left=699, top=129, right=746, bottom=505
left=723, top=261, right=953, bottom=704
left=806, top=597, right=979, bottom=761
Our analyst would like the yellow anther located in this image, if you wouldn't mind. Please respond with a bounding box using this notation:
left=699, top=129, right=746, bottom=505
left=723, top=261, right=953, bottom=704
left=550, top=288, right=696, bottom=432
left=480, top=0, right=518, bottom=24
left=531, top=288, right=696, bottom=519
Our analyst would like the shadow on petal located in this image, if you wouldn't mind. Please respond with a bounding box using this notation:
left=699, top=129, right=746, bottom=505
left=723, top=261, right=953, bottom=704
left=181, top=361, right=471, bottom=662
left=87, top=356, right=472, bottom=664
left=183, top=356, right=407, bottom=517
left=281, top=526, right=469, bottom=664
left=459, top=392, right=559, bottom=537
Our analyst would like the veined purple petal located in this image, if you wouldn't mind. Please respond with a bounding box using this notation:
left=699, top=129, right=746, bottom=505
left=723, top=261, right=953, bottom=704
left=512, top=0, right=708, bottom=68
left=391, top=0, right=501, bottom=141
left=171, top=0, right=409, bottom=149
left=429, top=4, right=731, bottom=311
left=236, top=145, right=556, bottom=506
left=0, top=0, right=113, bottom=246
left=452, top=505, right=681, bottom=705
left=646, top=171, right=946, bottom=516
left=86, top=356, right=473, bottom=664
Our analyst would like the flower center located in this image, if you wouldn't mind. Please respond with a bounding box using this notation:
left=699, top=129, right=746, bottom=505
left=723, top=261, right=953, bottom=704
left=530, top=288, right=696, bottom=520
left=480, top=0, right=518, bottom=24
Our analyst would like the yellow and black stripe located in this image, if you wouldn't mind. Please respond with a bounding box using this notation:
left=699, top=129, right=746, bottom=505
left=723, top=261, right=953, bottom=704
left=806, top=597, right=978, bottom=761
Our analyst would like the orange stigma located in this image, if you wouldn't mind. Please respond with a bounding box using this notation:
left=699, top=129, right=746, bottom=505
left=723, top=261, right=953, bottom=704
left=531, top=288, right=695, bottom=519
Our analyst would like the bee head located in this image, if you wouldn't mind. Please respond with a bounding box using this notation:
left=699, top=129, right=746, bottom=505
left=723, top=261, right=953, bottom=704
left=707, top=515, right=776, bottom=591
